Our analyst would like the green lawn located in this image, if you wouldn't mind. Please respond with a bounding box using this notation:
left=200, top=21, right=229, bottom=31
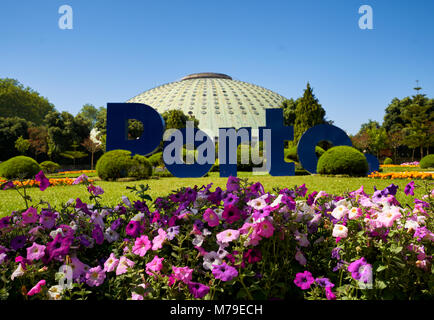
left=1, top=172, right=429, bottom=217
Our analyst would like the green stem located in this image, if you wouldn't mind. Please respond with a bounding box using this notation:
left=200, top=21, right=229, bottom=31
left=239, top=276, right=253, bottom=300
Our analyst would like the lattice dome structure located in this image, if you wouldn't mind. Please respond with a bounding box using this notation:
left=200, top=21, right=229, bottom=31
left=127, top=72, right=287, bottom=138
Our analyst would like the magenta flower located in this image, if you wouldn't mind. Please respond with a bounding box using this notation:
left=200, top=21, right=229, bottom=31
left=27, top=280, right=46, bottom=296
left=172, top=266, right=194, bottom=284
left=125, top=220, right=141, bottom=237
left=348, top=257, right=372, bottom=282
left=203, top=208, right=220, bottom=227
left=22, top=207, right=38, bottom=224
left=46, top=234, right=72, bottom=262
left=72, top=174, right=88, bottom=185
left=404, top=181, right=415, bottom=196
left=86, top=266, right=106, bottom=287
left=212, top=262, right=238, bottom=282
left=188, top=282, right=210, bottom=299
left=226, top=176, right=240, bottom=192
left=256, top=220, right=274, bottom=238
left=294, top=271, right=315, bottom=290
left=152, top=228, right=167, bottom=251
left=132, top=235, right=152, bottom=256
left=35, top=170, right=50, bottom=191
left=222, top=205, right=241, bottom=224
left=223, top=193, right=239, bottom=206
left=325, top=287, right=336, bottom=300
left=26, top=242, right=46, bottom=261
left=146, top=255, right=164, bottom=276
left=243, top=248, right=262, bottom=264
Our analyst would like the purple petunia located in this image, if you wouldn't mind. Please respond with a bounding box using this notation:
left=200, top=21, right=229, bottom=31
left=35, top=170, right=50, bottom=191
left=348, top=257, right=372, bottom=282
left=45, top=234, right=72, bottom=262
left=315, top=277, right=335, bottom=288
left=223, top=193, right=239, bottom=206
left=404, top=181, right=415, bottom=196
left=226, top=176, right=240, bottom=193
left=11, top=235, right=27, bottom=250
left=212, top=262, right=238, bottom=282
left=166, top=226, right=180, bottom=240
left=110, top=218, right=123, bottom=231
left=92, top=224, right=104, bottom=245
left=188, top=282, right=210, bottom=299
left=39, top=210, right=57, bottom=229
left=125, top=220, right=141, bottom=237
left=294, top=271, right=315, bottom=290
left=222, top=205, right=241, bottom=224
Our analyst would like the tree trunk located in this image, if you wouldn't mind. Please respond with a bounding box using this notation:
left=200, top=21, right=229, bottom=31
left=394, top=147, right=397, bottom=164
left=412, top=148, right=415, bottom=161
left=91, top=152, right=94, bottom=170
left=420, top=146, right=424, bottom=159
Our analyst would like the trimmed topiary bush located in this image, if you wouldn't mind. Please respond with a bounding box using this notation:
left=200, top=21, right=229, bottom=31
left=317, top=146, right=368, bottom=176
left=148, top=152, right=163, bottom=167
left=420, top=154, right=434, bottom=169
left=129, top=155, right=152, bottom=179
left=383, top=157, right=393, bottom=165
left=0, top=156, right=41, bottom=179
left=96, top=150, right=152, bottom=181
left=40, top=161, right=61, bottom=174
left=285, top=145, right=325, bottom=162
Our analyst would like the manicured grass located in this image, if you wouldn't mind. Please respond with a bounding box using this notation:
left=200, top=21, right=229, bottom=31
left=1, top=172, right=429, bottom=217
left=381, top=167, right=433, bottom=173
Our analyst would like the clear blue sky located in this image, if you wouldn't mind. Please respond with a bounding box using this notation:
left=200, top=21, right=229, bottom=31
left=1, top=0, right=433, bottom=134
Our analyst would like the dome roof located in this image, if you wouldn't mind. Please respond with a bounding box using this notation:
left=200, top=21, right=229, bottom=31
left=127, top=73, right=287, bottom=138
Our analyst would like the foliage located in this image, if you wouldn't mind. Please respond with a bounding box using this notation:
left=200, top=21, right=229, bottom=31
left=148, top=152, right=164, bottom=167
left=280, top=98, right=299, bottom=127
left=0, top=117, right=30, bottom=161
left=40, top=161, right=61, bottom=174
left=162, top=109, right=199, bottom=130
left=0, top=78, right=55, bottom=125
left=420, top=155, right=434, bottom=169
left=77, top=104, right=99, bottom=130
left=284, top=145, right=325, bottom=162
left=317, top=146, right=368, bottom=176
left=28, top=126, right=48, bottom=160
left=383, top=157, right=393, bottom=165
left=96, top=150, right=152, bottom=181
left=14, top=136, right=31, bottom=155
left=294, top=83, right=326, bottom=142
left=0, top=156, right=41, bottom=179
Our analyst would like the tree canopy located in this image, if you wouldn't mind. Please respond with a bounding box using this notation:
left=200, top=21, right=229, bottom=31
left=0, top=78, right=55, bottom=125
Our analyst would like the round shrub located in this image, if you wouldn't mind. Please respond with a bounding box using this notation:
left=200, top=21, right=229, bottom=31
left=285, top=145, right=325, bottom=162
left=383, top=157, right=393, bottom=165
left=129, top=155, right=152, bottom=179
left=0, top=156, right=42, bottom=179
left=420, top=154, right=434, bottom=169
left=96, top=150, right=152, bottom=181
left=317, top=146, right=368, bottom=176
left=148, top=152, right=163, bottom=167
left=40, top=161, right=61, bottom=174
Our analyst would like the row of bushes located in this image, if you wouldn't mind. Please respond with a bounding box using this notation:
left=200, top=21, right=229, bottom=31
left=3, top=149, right=434, bottom=182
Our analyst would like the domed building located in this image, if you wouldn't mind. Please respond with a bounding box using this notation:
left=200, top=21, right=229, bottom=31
left=127, top=72, right=287, bottom=138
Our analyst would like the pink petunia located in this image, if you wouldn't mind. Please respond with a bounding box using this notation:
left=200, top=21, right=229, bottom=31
left=86, top=266, right=106, bottom=287
left=132, top=235, right=152, bottom=256
left=146, top=255, right=164, bottom=276
left=26, top=242, right=46, bottom=261
left=116, top=256, right=135, bottom=275
left=27, top=279, right=46, bottom=296
left=152, top=228, right=167, bottom=251
left=72, top=174, right=88, bottom=185
left=22, top=207, right=38, bottom=224
left=172, top=266, right=193, bottom=284
left=104, top=253, right=119, bottom=272
left=256, top=220, right=274, bottom=238
left=203, top=208, right=220, bottom=227
left=216, top=229, right=240, bottom=243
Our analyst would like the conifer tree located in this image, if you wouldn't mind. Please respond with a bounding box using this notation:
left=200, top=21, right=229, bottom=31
left=294, top=83, right=326, bottom=142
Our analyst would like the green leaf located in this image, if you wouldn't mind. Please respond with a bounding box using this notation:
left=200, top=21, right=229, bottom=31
left=375, top=280, right=387, bottom=290
left=376, top=265, right=388, bottom=272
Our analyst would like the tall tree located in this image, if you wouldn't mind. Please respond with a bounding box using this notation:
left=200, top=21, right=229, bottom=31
left=293, top=83, right=326, bottom=142
left=280, top=98, right=299, bottom=127
left=78, top=104, right=99, bottom=129
left=0, top=117, right=29, bottom=160
left=0, top=78, right=55, bottom=125
left=28, top=126, right=49, bottom=162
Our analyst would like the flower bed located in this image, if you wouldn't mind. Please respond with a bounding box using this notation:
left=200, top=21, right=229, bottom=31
left=0, top=177, right=93, bottom=188
left=57, top=170, right=96, bottom=175
left=0, top=172, right=432, bottom=300
left=369, top=171, right=434, bottom=180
